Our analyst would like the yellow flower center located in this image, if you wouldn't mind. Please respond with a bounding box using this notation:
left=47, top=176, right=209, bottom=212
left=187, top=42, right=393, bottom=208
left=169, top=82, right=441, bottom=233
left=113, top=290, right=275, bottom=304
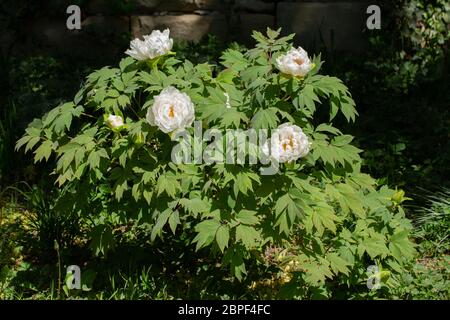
left=293, top=58, right=304, bottom=65
left=282, top=138, right=294, bottom=151
left=168, top=105, right=175, bottom=118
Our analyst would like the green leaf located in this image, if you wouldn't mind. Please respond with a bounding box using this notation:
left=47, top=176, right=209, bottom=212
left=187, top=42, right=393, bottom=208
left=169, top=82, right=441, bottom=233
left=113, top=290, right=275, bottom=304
left=197, top=86, right=228, bottom=123
left=179, top=198, right=210, bottom=216
left=241, top=64, right=271, bottom=83
left=168, top=210, right=181, bottom=235
left=216, top=69, right=237, bottom=84
left=332, top=135, right=354, bottom=147
left=294, top=84, right=320, bottom=114
left=193, top=219, right=221, bottom=251
left=274, top=192, right=306, bottom=235
left=223, top=246, right=247, bottom=281
left=360, top=235, right=390, bottom=259
left=33, top=140, right=53, bottom=162
left=251, top=30, right=268, bottom=44
left=235, top=225, right=260, bottom=248
left=273, top=195, right=287, bottom=215
left=216, top=225, right=230, bottom=252
left=389, top=230, right=416, bottom=262
left=233, top=171, right=259, bottom=197
left=267, top=27, right=281, bottom=40
left=315, top=123, right=342, bottom=135
left=53, top=103, right=75, bottom=132
left=335, top=183, right=365, bottom=218
left=236, top=210, right=259, bottom=225
left=156, top=173, right=180, bottom=198
left=118, top=95, right=130, bottom=107
left=131, top=182, right=141, bottom=202
left=16, top=135, right=32, bottom=152
left=312, top=204, right=337, bottom=235
left=302, top=259, right=332, bottom=286
left=340, top=97, right=357, bottom=123
left=327, top=253, right=350, bottom=276
left=251, top=108, right=279, bottom=129
left=114, top=179, right=128, bottom=201
left=221, top=49, right=249, bottom=72
left=43, top=107, right=61, bottom=127
left=221, top=109, right=247, bottom=128
left=143, top=190, right=153, bottom=205
left=119, top=56, right=135, bottom=71
left=57, top=142, right=80, bottom=153
left=24, top=136, right=41, bottom=153
left=87, top=151, right=100, bottom=170
left=151, top=209, right=172, bottom=241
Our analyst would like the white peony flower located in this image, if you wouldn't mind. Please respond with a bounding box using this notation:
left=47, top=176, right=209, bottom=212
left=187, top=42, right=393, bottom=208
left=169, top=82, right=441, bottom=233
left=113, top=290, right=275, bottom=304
left=263, top=123, right=310, bottom=163
left=276, top=47, right=313, bottom=77
left=146, top=86, right=195, bottom=134
left=106, top=114, right=124, bottom=129
left=125, top=29, right=173, bottom=61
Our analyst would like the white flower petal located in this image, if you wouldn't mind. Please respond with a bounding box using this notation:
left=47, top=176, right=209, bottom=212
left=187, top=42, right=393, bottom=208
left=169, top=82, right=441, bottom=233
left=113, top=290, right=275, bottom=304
left=125, top=29, right=173, bottom=61
left=265, top=123, right=310, bottom=163
left=106, top=115, right=124, bottom=129
left=147, top=86, right=195, bottom=134
left=276, top=47, right=313, bottom=77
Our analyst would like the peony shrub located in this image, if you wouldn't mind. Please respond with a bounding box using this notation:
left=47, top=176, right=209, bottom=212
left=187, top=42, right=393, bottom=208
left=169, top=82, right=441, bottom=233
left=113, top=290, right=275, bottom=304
left=17, top=28, right=416, bottom=298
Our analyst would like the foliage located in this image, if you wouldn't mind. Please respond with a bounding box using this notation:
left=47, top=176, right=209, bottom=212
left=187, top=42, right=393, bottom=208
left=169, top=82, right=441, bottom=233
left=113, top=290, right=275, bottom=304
left=14, top=183, right=82, bottom=260
left=14, top=28, right=419, bottom=299
left=0, top=196, right=29, bottom=299
left=0, top=54, right=102, bottom=187
left=323, top=0, right=450, bottom=191
left=413, top=189, right=450, bottom=257
left=0, top=103, right=18, bottom=185
left=0, top=184, right=447, bottom=299
left=173, top=34, right=235, bottom=68
left=391, top=256, right=449, bottom=299
left=388, top=189, right=450, bottom=300
left=365, top=0, right=449, bottom=93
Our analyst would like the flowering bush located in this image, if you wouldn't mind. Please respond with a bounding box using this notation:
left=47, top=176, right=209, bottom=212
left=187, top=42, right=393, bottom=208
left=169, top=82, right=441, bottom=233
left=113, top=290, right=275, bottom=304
left=17, top=29, right=416, bottom=298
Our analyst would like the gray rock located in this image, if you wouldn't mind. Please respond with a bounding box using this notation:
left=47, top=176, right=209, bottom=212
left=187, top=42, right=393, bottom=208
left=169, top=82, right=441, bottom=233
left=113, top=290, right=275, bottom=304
left=135, top=0, right=196, bottom=12
left=22, top=17, right=130, bottom=59
left=234, top=0, right=275, bottom=13
left=131, top=13, right=228, bottom=42
left=277, top=2, right=370, bottom=52
left=87, top=0, right=216, bottom=14
left=132, top=0, right=224, bottom=13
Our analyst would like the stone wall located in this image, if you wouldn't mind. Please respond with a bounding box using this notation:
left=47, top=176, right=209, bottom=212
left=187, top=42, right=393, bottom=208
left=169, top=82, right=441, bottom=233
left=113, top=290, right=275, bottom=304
left=109, top=0, right=372, bottom=50
left=5, top=0, right=376, bottom=60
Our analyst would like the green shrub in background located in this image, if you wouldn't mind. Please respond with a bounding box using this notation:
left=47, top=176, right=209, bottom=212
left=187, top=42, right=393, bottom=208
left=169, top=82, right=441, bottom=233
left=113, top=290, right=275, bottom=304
left=390, top=189, right=450, bottom=299
left=366, top=0, right=449, bottom=93
left=16, top=28, right=418, bottom=299
left=328, top=0, right=450, bottom=190
left=413, top=189, right=450, bottom=257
